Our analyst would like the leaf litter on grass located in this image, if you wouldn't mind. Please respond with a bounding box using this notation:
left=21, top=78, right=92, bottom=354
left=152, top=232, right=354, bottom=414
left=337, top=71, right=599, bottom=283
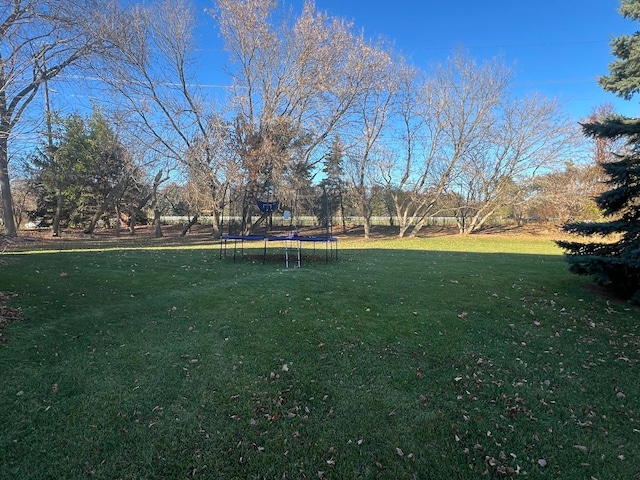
left=0, top=291, right=22, bottom=344
left=2, top=238, right=639, bottom=479
left=446, top=283, right=640, bottom=479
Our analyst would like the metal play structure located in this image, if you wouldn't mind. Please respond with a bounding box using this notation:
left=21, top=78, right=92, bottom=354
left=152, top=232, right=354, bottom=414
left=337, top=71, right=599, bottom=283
left=219, top=185, right=338, bottom=267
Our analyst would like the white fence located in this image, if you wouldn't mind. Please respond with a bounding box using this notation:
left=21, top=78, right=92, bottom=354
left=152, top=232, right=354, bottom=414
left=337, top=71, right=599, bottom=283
left=160, top=215, right=458, bottom=227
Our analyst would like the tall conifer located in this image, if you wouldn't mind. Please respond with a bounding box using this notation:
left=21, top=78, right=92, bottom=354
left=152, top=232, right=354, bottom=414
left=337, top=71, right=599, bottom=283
left=557, top=0, right=640, bottom=301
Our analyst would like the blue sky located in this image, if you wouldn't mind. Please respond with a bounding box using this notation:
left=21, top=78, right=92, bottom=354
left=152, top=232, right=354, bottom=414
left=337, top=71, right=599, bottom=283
left=193, top=0, right=639, bottom=122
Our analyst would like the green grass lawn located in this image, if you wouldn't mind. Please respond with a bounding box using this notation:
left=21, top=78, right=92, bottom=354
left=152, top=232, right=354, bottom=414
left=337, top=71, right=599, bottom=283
left=1, top=235, right=638, bottom=479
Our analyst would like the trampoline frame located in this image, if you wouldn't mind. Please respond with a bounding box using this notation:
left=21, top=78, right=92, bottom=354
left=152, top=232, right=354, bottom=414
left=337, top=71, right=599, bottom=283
left=219, top=233, right=338, bottom=268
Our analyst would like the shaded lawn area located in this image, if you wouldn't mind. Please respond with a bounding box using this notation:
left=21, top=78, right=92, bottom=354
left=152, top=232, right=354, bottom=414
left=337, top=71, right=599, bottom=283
left=0, top=236, right=638, bottom=479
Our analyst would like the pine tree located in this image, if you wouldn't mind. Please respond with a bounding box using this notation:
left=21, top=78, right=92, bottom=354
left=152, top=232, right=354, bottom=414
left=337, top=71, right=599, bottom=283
left=557, top=0, right=640, bottom=301
left=319, top=137, right=347, bottom=232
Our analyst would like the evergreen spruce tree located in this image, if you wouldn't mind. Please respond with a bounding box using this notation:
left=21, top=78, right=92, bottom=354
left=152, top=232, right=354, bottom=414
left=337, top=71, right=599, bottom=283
left=319, top=138, right=347, bottom=232
left=557, top=0, right=640, bottom=301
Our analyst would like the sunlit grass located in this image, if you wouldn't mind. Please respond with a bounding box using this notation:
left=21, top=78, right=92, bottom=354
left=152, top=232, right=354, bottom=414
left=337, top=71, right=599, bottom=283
left=1, top=235, right=638, bottom=479
left=338, top=234, right=563, bottom=255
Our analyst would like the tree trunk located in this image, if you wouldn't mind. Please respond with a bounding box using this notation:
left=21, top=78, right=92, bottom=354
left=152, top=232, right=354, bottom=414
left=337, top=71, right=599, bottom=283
left=363, top=216, right=371, bottom=238
left=409, top=215, right=430, bottom=238
left=398, top=224, right=410, bottom=238
left=115, top=205, right=121, bottom=237
left=181, top=213, right=199, bottom=237
left=339, top=191, right=347, bottom=233
left=154, top=211, right=163, bottom=238
left=0, top=135, right=17, bottom=237
left=211, top=210, right=221, bottom=239
left=84, top=177, right=129, bottom=235
left=150, top=170, right=164, bottom=238
left=84, top=186, right=121, bottom=235
left=52, top=186, right=63, bottom=237
left=456, top=208, right=469, bottom=234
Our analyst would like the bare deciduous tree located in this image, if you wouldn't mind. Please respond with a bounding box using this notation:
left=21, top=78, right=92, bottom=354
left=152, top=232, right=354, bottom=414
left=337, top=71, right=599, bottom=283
left=92, top=0, right=229, bottom=237
left=211, top=0, right=398, bottom=233
left=584, top=104, right=623, bottom=166
left=342, top=46, right=402, bottom=238
left=527, top=162, right=602, bottom=224
left=452, top=94, right=578, bottom=233
left=384, top=51, right=509, bottom=237
left=382, top=51, right=577, bottom=235
left=0, top=0, right=121, bottom=236
left=181, top=116, right=241, bottom=237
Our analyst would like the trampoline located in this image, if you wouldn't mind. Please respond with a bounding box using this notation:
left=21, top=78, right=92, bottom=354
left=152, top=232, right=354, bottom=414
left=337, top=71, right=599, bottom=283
left=219, top=178, right=339, bottom=267
left=219, top=232, right=338, bottom=268
left=219, top=184, right=339, bottom=267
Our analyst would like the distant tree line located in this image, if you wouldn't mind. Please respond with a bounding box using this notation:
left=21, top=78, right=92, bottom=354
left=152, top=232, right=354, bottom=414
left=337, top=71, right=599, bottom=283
left=0, top=0, right=615, bottom=238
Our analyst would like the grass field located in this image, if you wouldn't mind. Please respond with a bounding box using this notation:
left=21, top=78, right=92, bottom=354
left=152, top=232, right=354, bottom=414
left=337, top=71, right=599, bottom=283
left=0, top=233, right=638, bottom=479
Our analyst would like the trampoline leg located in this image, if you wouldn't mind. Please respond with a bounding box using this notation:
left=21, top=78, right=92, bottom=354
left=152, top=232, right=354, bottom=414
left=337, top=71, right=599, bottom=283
left=285, top=240, right=289, bottom=268
left=263, top=239, right=267, bottom=264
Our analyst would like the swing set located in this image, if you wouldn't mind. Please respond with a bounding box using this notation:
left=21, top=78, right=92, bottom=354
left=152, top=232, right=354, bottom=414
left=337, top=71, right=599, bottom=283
left=219, top=184, right=338, bottom=267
